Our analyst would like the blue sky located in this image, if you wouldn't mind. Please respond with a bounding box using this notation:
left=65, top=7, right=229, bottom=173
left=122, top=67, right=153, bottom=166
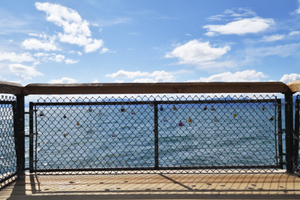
left=1, top=0, right=300, bottom=85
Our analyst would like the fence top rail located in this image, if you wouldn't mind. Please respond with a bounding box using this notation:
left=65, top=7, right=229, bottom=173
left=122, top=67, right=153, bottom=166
left=23, top=82, right=291, bottom=94
left=0, top=81, right=296, bottom=95
left=0, top=81, right=23, bottom=94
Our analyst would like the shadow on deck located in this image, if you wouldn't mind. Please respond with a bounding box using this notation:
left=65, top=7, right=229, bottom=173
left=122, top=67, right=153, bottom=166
left=1, top=172, right=300, bottom=200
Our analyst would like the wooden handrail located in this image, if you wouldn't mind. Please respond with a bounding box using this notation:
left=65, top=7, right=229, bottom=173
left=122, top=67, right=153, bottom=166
left=23, top=82, right=290, bottom=94
left=287, top=80, right=300, bottom=93
left=0, top=81, right=23, bottom=95
left=0, top=81, right=294, bottom=95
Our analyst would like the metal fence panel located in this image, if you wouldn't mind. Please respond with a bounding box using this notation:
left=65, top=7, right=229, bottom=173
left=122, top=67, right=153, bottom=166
left=30, top=95, right=281, bottom=174
left=0, top=95, right=17, bottom=189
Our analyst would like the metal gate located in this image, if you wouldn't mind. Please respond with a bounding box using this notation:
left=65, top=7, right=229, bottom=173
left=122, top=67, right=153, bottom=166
left=0, top=96, right=17, bottom=189
left=29, top=95, right=283, bottom=174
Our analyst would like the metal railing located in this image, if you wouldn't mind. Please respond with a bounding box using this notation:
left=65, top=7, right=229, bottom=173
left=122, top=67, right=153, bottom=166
left=29, top=95, right=283, bottom=174
left=0, top=95, right=17, bottom=189
left=0, top=80, right=300, bottom=188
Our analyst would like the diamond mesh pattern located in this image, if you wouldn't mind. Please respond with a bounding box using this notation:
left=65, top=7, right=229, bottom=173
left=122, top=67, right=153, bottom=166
left=31, top=95, right=281, bottom=174
left=0, top=95, right=17, bottom=189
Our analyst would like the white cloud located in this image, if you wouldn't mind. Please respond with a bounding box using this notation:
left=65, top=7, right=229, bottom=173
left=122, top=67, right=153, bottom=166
left=35, top=2, right=103, bottom=53
left=115, top=80, right=124, bottom=83
left=207, top=8, right=256, bottom=22
left=48, top=77, right=76, bottom=83
left=289, top=31, right=300, bottom=36
left=49, top=54, right=65, bottom=62
left=77, top=51, right=82, bottom=56
left=100, top=47, right=109, bottom=54
left=65, top=59, right=78, bottom=64
left=206, top=14, right=225, bottom=21
left=33, top=61, right=40, bottom=65
left=295, top=0, right=300, bottom=14
left=165, top=39, right=231, bottom=69
left=22, top=38, right=58, bottom=51
left=223, top=8, right=257, bottom=18
left=33, top=53, right=66, bottom=63
left=93, top=79, right=98, bottom=83
left=100, top=47, right=116, bottom=54
left=188, top=70, right=268, bottom=82
left=106, top=70, right=149, bottom=79
left=0, top=52, right=34, bottom=63
left=106, top=70, right=176, bottom=82
left=84, top=39, right=103, bottom=53
left=133, top=78, right=155, bottom=83
left=9, top=63, right=43, bottom=80
left=149, top=71, right=175, bottom=82
left=280, top=73, right=300, bottom=83
left=34, top=52, right=47, bottom=57
left=29, top=33, right=39, bottom=37
left=204, top=17, right=274, bottom=36
left=261, top=34, right=284, bottom=42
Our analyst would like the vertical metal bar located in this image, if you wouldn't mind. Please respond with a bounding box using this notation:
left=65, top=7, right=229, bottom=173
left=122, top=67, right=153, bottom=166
left=29, top=102, right=34, bottom=173
left=277, top=99, right=283, bottom=169
left=12, top=100, right=18, bottom=177
left=274, top=100, right=278, bottom=167
left=294, top=96, right=299, bottom=169
left=34, top=104, right=38, bottom=171
left=14, top=94, right=25, bottom=175
left=154, top=100, right=159, bottom=169
left=285, top=92, right=294, bottom=173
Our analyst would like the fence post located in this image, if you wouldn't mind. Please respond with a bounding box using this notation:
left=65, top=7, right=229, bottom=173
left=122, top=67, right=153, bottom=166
left=277, top=99, right=283, bottom=169
left=154, top=100, right=159, bottom=170
left=295, top=96, right=299, bottom=170
left=29, top=102, right=34, bottom=173
left=285, top=92, right=294, bottom=173
left=14, top=94, right=25, bottom=175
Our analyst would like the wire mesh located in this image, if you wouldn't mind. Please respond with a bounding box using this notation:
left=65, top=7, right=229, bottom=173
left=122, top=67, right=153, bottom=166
left=30, top=95, right=281, bottom=174
left=0, top=95, right=17, bottom=189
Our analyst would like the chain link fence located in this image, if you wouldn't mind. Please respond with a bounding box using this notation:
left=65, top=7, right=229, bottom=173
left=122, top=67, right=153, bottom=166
left=0, top=95, right=17, bottom=189
left=29, top=94, right=282, bottom=174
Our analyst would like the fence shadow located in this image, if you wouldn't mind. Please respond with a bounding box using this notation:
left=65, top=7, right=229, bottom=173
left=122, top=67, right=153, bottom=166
left=4, top=172, right=300, bottom=199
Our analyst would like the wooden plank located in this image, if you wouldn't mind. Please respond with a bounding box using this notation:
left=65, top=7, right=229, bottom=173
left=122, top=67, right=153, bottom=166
left=0, top=81, right=23, bottom=94
left=287, top=80, right=300, bottom=92
left=23, top=82, right=290, bottom=95
left=2, top=173, right=300, bottom=200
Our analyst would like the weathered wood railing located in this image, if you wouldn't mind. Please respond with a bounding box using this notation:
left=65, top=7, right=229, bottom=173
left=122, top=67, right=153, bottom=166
left=0, top=81, right=294, bottom=95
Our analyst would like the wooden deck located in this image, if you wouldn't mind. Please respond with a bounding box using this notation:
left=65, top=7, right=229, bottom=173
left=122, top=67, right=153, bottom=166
left=1, top=172, right=300, bottom=200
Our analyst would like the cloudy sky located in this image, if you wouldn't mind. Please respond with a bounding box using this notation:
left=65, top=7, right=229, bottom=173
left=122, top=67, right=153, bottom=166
left=1, top=0, right=300, bottom=84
